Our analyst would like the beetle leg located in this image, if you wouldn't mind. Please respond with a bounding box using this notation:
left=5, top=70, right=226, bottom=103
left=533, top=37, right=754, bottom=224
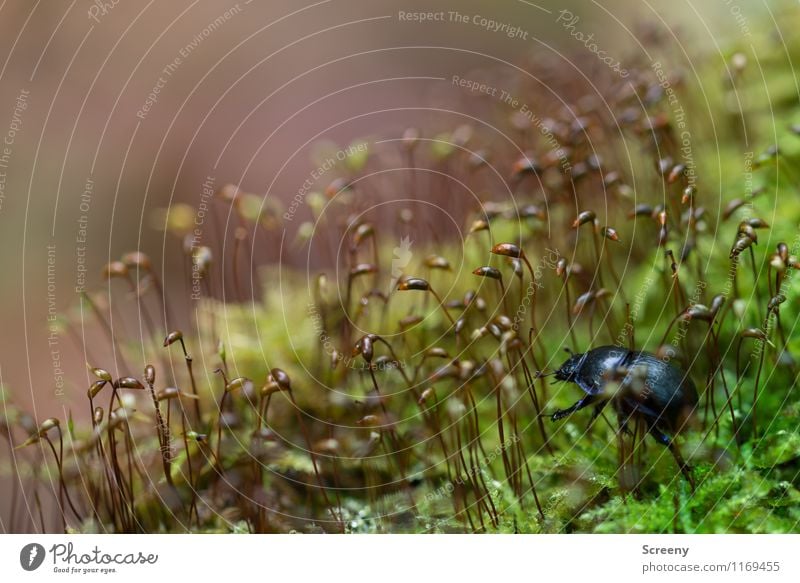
left=647, top=424, right=671, bottom=446
left=585, top=400, right=612, bottom=431
left=551, top=393, right=600, bottom=421
left=589, top=401, right=607, bottom=423
left=647, top=424, right=696, bottom=491
left=613, top=400, right=636, bottom=435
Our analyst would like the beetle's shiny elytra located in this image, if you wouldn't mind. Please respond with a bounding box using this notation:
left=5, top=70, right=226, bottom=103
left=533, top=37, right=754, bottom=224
left=551, top=345, right=698, bottom=486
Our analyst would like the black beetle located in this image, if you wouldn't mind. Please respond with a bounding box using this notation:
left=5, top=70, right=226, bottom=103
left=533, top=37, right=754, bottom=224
left=549, top=345, right=698, bottom=486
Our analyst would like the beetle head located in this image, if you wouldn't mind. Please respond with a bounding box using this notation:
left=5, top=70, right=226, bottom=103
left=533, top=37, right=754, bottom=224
left=554, top=350, right=585, bottom=383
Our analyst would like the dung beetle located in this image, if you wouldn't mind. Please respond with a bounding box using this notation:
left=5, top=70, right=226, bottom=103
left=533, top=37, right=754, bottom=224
left=549, top=345, right=698, bottom=487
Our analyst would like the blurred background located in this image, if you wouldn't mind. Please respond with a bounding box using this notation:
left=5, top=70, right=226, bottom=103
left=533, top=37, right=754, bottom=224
left=0, top=0, right=779, bottom=528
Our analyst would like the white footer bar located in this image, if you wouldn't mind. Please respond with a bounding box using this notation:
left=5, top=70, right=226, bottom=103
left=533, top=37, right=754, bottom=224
left=1, top=534, right=798, bottom=582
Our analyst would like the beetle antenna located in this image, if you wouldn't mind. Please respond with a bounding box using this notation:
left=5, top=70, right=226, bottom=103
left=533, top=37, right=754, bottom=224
left=563, top=347, right=575, bottom=357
